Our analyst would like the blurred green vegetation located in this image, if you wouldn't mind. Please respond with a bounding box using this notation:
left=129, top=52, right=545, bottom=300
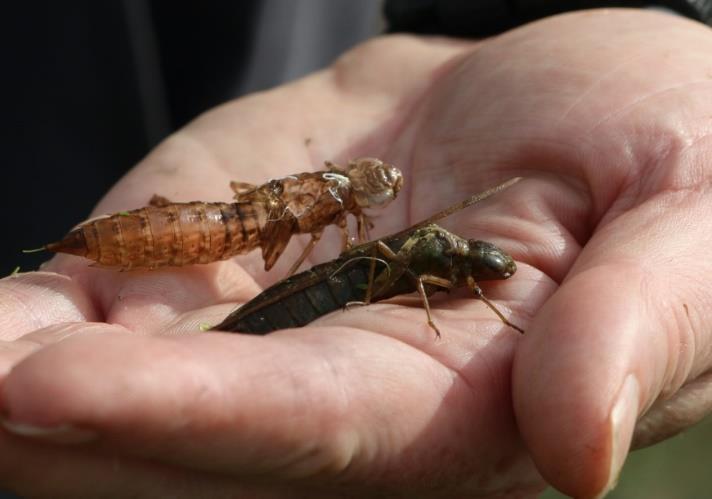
left=542, top=415, right=712, bottom=498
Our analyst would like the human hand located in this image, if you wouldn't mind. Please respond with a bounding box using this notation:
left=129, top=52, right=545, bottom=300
left=1, top=8, right=711, bottom=498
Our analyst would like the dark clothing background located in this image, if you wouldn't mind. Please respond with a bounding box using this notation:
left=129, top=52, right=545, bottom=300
left=1, top=1, right=381, bottom=275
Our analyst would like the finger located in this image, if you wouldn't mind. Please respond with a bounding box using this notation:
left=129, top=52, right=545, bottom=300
left=0, top=330, right=543, bottom=495
left=0, top=428, right=496, bottom=499
left=514, top=187, right=712, bottom=497
left=0, top=323, right=136, bottom=381
left=0, top=430, right=302, bottom=499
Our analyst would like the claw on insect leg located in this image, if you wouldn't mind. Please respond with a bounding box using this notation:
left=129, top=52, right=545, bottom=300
left=429, top=320, right=442, bottom=340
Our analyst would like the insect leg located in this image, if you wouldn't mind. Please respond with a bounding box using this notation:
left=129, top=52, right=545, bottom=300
left=357, top=235, right=418, bottom=306
left=324, top=160, right=345, bottom=173
left=149, top=194, right=172, bottom=207
left=286, top=230, right=323, bottom=277
left=364, top=247, right=378, bottom=304
left=357, top=214, right=374, bottom=242
left=230, top=181, right=257, bottom=201
left=337, top=216, right=352, bottom=251
left=419, top=274, right=455, bottom=290
left=466, top=276, right=524, bottom=334
left=360, top=240, right=405, bottom=305
left=415, top=274, right=463, bottom=338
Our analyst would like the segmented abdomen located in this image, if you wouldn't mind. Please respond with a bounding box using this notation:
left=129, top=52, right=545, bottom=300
left=213, top=262, right=372, bottom=334
left=46, top=202, right=262, bottom=270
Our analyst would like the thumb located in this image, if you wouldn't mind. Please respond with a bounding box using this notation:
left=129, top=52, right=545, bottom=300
left=513, top=187, right=712, bottom=497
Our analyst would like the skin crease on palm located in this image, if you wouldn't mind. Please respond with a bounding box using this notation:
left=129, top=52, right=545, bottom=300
left=2, top=7, right=712, bottom=498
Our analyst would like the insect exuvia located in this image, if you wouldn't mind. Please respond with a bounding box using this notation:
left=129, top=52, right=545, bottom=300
left=212, top=178, right=523, bottom=337
left=43, top=158, right=403, bottom=275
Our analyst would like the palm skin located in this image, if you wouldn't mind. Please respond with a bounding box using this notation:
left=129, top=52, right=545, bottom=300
left=1, top=9, right=712, bottom=498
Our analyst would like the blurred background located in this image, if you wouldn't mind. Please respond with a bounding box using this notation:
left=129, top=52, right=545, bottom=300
left=1, top=1, right=710, bottom=497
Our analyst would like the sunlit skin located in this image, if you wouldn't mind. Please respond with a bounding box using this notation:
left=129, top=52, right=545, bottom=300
left=1, top=9, right=712, bottom=498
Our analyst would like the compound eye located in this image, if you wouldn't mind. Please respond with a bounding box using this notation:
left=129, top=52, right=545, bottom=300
left=482, top=248, right=516, bottom=278
left=484, top=252, right=508, bottom=273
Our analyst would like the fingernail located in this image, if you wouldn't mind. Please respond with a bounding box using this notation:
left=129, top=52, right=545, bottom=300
left=1, top=418, right=97, bottom=444
left=595, top=374, right=640, bottom=498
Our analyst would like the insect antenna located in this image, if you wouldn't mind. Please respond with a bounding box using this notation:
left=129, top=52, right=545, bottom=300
left=417, top=177, right=522, bottom=227
left=386, top=177, right=522, bottom=243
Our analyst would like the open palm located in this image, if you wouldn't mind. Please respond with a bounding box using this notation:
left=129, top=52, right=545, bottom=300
left=2, top=10, right=712, bottom=498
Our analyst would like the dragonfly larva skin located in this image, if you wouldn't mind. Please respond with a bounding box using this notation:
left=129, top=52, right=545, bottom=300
left=45, top=202, right=263, bottom=270
left=45, top=158, right=403, bottom=271
left=211, top=224, right=517, bottom=334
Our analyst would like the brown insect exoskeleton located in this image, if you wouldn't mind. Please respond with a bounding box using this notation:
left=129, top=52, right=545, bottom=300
left=44, top=158, right=403, bottom=275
